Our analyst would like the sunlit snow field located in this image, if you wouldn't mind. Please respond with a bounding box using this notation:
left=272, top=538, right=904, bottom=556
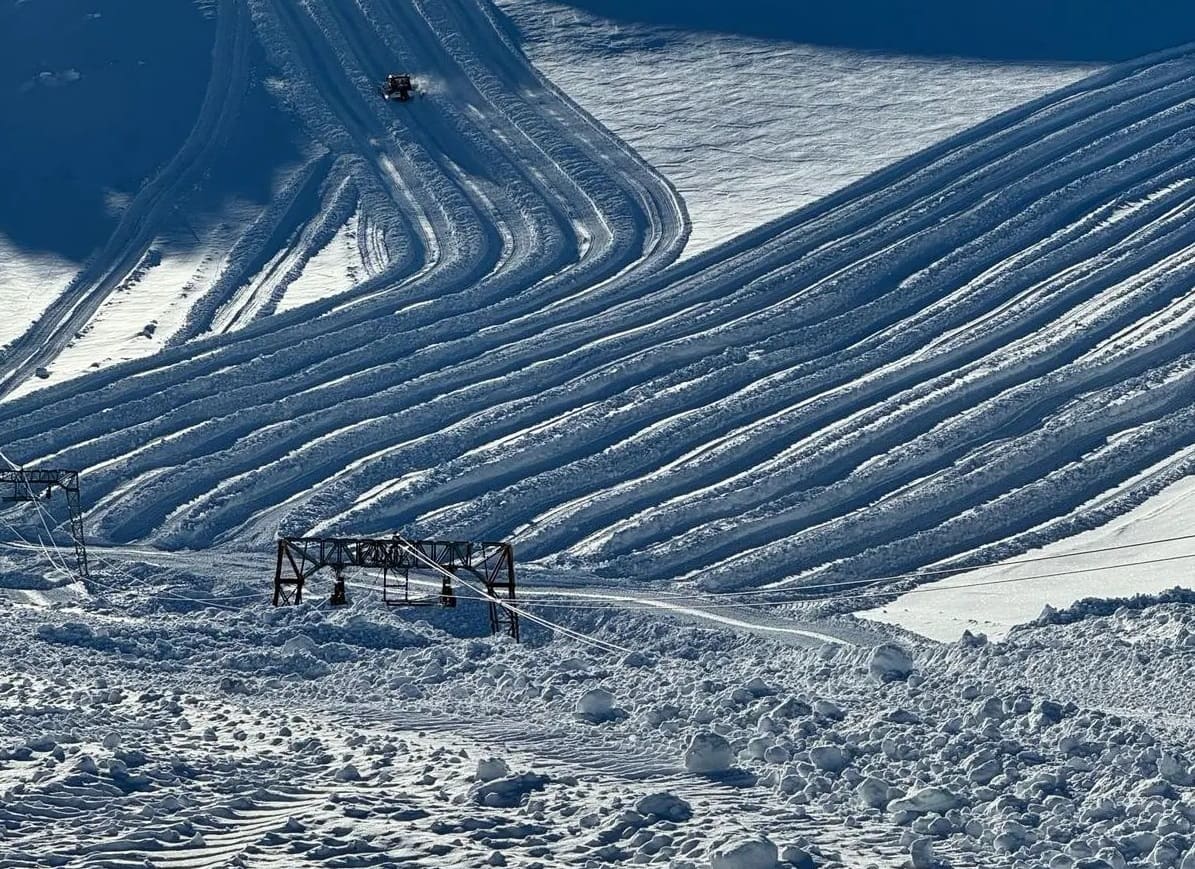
left=5, top=1, right=1195, bottom=867
left=499, top=0, right=1101, bottom=255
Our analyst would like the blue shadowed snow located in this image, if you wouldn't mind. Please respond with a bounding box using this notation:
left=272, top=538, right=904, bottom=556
left=0, top=0, right=302, bottom=263
left=555, top=0, right=1195, bottom=62
left=0, top=0, right=213, bottom=259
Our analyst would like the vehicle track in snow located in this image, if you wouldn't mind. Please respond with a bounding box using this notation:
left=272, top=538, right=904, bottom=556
left=2, top=9, right=1195, bottom=595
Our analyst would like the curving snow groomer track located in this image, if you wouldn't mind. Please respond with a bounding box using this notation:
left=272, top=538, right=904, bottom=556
left=2, top=3, right=1195, bottom=596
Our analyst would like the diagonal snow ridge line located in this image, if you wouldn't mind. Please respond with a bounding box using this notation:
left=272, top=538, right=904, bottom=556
left=0, top=0, right=683, bottom=430
left=3, top=22, right=1195, bottom=595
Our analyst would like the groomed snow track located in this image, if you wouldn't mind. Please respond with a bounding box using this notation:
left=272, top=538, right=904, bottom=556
left=3, top=5, right=1195, bottom=593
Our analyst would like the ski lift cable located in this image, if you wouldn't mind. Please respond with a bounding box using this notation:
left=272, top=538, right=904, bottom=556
left=88, top=552, right=264, bottom=606
left=84, top=557, right=256, bottom=613
left=2, top=517, right=259, bottom=611
left=0, top=461, right=253, bottom=609
left=497, top=551, right=1195, bottom=612
left=515, top=532, right=1195, bottom=603
left=0, top=451, right=261, bottom=606
left=389, top=536, right=631, bottom=655
left=0, top=517, right=75, bottom=580
left=6, top=449, right=1191, bottom=620
left=0, top=449, right=78, bottom=576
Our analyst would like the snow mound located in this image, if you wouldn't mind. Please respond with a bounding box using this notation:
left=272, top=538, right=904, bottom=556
left=475, top=757, right=511, bottom=783
left=574, top=687, right=628, bottom=723
left=634, top=791, right=692, bottom=822
left=469, top=772, right=551, bottom=808
left=887, top=786, right=964, bottom=816
left=709, top=834, right=778, bottom=869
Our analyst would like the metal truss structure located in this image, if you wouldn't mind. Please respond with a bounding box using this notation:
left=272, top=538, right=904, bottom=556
left=1, top=468, right=89, bottom=579
left=273, top=536, right=518, bottom=640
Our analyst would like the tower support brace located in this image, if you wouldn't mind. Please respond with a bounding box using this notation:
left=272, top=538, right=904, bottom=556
left=1, top=468, right=89, bottom=579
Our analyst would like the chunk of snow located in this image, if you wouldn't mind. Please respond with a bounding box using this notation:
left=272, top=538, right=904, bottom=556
left=857, top=776, right=891, bottom=808
left=621, top=650, right=654, bottom=668
left=577, top=688, right=614, bottom=717
left=574, top=688, right=626, bottom=723
left=769, top=697, right=811, bottom=719
left=867, top=643, right=914, bottom=682
left=635, top=791, right=692, bottom=822
left=709, top=834, right=778, bottom=869
left=910, top=837, right=934, bottom=869
left=888, top=786, right=963, bottom=815
left=469, top=772, right=551, bottom=808
left=743, top=677, right=775, bottom=697
left=475, top=757, right=511, bottom=782
left=812, top=699, right=844, bottom=720
left=809, top=744, right=848, bottom=774
left=684, top=732, right=733, bottom=774
left=281, top=634, right=319, bottom=656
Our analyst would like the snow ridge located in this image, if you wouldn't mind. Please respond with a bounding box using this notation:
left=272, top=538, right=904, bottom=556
left=1, top=9, right=1195, bottom=594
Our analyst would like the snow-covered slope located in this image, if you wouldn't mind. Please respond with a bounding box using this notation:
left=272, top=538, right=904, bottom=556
left=2, top=0, right=1195, bottom=601
left=861, top=470, right=1195, bottom=641
left=8, top=6, right=1195, bottom=865
left=497, top=0, right=1100, bottom=255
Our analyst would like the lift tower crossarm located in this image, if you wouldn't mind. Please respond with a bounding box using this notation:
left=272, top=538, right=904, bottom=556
left=272, top=535, right=518, bottom=640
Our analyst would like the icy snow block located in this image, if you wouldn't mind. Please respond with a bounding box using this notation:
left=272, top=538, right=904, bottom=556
left=635, top=791, right=692, bottom=822
left=809, top=744, right=849, bottom=774
left=621, top=650, right=654, bottom=668
left=743, top=677, right=775, bottom=697
left=475, top=757, right=511, bottom=783
left=909, top=836, right=934, bottom=869
left=36, top=622, right=97, bottom=645
left=887, top=786, right=963, bottom=815
left=856, top=776, right=891, bottom=809
left=812, top=699, right=844, bottom=720
left=709, top=834, right=778, bottom=869
left=1158, top=752, right=1193, bottom=785
left=769, top=697, right=812, bottom=719
left=684, top=732, right=733, bottom=774
left=867, top=643, right=914, bottom=683
left=577, top=688, right=614, bottom=716
left=573, top=688, right=627, bottom=724
left=281, top=634, right=320, bottom=656
left=469, top=772, right=550, bottom=808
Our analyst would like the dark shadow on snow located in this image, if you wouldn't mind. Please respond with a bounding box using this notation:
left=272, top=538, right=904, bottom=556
left=554, top=0, right=1195, bottom=63
left=0, top=0, right=301, bottom=263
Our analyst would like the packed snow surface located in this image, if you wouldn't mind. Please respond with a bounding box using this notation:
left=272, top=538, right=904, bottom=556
left=497, top=0, right=1100, bottom=255
left=3, top=554, right=1195, bottom=868
left=863, top=472, right=1195, bottom=641
left=4, top=0, right=1195, bottom=865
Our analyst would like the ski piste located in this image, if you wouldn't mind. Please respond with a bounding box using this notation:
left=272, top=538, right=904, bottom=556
left=5, top=2, right=1195, bottom=868
left=4, top=20, right=1195, bottom=595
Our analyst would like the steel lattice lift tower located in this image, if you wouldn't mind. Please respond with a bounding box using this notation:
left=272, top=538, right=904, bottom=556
left=272, top=535, right=519, bottom=640
left=1, top=468, right=89, bottom=579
